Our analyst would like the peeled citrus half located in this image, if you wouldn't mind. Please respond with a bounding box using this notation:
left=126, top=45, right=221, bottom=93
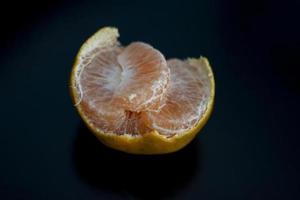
left=70, top=27, right=215, bottom=154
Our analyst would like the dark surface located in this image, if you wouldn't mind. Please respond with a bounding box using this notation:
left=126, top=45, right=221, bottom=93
left=0, top=0, right=299, bottom=199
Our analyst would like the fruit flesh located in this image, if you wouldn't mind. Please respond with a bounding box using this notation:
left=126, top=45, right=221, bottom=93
left=112, top=42, right=170, bottom=112
left=79, top=45, right=127, bottom=134
left=77, top=41, right=210, bottom=137
left=141, top=59, right=210, bottom=136
left=78, top=42, right=169, bottom=135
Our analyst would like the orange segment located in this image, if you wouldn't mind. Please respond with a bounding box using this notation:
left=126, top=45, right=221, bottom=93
left=142, top=59, right=211, bottom=136
left=112, top=42, right=170, bottom=112
left=77, top=43, right=168, bottom=135
left=79, top=45, right=127, bottom=133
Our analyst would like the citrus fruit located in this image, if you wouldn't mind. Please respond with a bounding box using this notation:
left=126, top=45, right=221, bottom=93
left=70, top=27, right=215, bottom=154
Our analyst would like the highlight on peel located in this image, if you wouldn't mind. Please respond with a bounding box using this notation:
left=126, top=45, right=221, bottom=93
left=70, top=27, right=215, bottom=154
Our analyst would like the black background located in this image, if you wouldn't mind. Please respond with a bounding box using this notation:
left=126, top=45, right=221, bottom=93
left=0, top=0, right=299, bottom=199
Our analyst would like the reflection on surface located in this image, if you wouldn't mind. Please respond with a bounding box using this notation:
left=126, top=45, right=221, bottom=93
left=73, top=123, right=201, bottom=199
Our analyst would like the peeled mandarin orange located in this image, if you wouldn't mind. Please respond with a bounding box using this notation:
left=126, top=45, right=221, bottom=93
left=70, top=27, right=215, bottom=154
